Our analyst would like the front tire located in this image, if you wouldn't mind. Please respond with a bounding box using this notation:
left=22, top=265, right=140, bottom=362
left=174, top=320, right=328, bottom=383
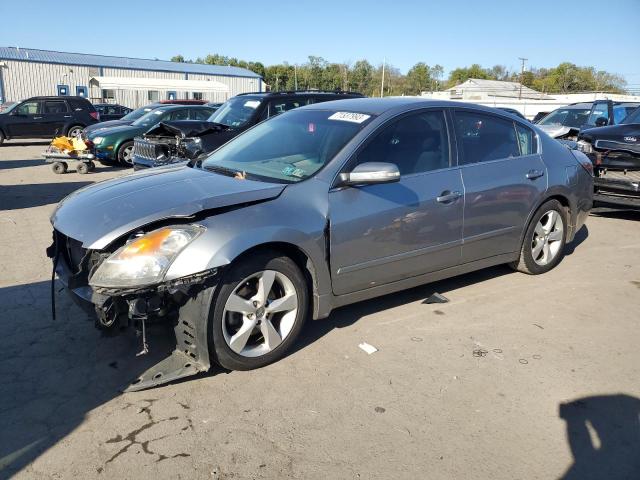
left=117, top=141, right=134, bottom=166
left=511, top=199, right=568, bottom=274
left=210, top=252, right=308, bottom=371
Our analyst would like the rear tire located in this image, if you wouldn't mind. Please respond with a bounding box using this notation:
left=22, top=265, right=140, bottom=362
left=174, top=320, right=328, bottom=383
left=67, top=125, right=83, bottom=138
left=0, top=131, right=4, bottom=145
left=511, top=199, right=568, bottom=274
left=77, top=162, right=89, bottom=175
left=209, top=252, right=309, bottom=371
left=117, top=141, right=134, bottom=166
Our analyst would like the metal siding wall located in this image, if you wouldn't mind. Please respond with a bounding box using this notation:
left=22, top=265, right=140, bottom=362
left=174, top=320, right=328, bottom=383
left=1, top=61, right=262, bottom=107
left=2, top=60, right=92, bottom=100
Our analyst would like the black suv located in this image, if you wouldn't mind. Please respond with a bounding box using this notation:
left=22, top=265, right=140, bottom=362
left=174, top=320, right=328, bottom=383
left=93, top=103, right=132, bottom=122
left=132, top=90, right=364, bottom=169
left=576, top=106, right=640, bottom=209
left=0, top=96, right=99, bottom=144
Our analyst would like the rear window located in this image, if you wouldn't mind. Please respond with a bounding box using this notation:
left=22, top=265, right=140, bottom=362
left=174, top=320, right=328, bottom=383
left=67, top=98, right=95, bottom=111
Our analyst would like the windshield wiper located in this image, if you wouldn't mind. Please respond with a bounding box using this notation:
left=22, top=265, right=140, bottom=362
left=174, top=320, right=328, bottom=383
left=202, top=164, right=242, bottom=177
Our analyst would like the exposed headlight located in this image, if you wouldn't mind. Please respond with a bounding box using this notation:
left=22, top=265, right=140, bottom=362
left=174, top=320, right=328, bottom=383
left=90, top=225, right=204, bottom=288
left=92, top=136, right=105, bottom=145
left=576, top=140, right=593, bottom=154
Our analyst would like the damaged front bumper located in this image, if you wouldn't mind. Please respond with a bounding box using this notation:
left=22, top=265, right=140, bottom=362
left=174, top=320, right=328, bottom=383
left=589, top=152, right=640, bottom=209
left=47, top=231, right=222, bottom=392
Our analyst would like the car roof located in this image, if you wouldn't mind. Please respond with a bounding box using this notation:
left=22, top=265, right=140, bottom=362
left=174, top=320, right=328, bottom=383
left=152, top=104, right=211, bottom=111
left=24, top=96, right=89, bottom=101
left=302, top=97, right=514, bottom=116
left=236, top=90, right=364, bottom=99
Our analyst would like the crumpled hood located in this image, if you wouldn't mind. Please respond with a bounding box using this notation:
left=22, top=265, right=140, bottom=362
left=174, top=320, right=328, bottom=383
left=537, top=124, right=574, bottom=139
left=51, top=165, right=286, bottom=249
left=145, top=121, right=229, bottom=138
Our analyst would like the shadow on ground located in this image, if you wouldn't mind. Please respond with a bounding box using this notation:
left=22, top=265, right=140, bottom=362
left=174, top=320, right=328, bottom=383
left=559, top=394, right=640, bottom=479
left=0, top=224, right=593, bottom=477
left=0, top=182, right=93, bottom=210
left=0, top=159, right=48, bottom=170
left=1, top=141, right=50, bottom=147
left=591, top=208, right=640, bottom=221
left=0, top=280, right=179, bottom=478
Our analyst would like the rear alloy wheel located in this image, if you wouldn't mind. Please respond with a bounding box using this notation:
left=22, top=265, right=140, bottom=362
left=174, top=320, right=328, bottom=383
left=77, top=162, right=89, bottom=175
left=210, top=253, right=308, bottom=371
left=511, top=199, right=568, bottom=274
left=117, top=141, right=134, bottom=166
left=67, top=125, right=83, bottom=138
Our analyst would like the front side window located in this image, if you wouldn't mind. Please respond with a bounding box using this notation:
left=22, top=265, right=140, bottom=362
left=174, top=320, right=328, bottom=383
left=454, top=111, right=520, bottom=165
left=43, top=100, right=68, bottom=114
left=202, top=109, right=373, bottom=183
left=148, top=90, right=160, bottom=102
left=16, top=101, right=39, bottom=115
left=191, top=108, right=214, bottom=120
left=208, top=96, right=263, bottom=128
left=587, top=103, right=609, bottom=126
left=355, top=110, right=450, bottom=175
left=168, top=109, right=188, bottom=121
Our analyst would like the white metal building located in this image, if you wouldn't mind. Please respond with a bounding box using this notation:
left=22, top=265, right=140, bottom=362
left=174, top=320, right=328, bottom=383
left=421, top=78, right=640, bottom=120
left=0, top=47, right=263, bottom=108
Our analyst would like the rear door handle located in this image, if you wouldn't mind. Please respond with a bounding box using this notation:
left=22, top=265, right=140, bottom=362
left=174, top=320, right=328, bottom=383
left=33, top=116, right=42, bottom=120
left=526, top=169, right=544, bottom=180
left=64, top=115, right=72, bottom=118
left=436, top=190, right=462, bottom=204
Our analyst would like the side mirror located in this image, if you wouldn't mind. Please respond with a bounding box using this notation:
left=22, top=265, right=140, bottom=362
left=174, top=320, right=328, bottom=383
left=338, top=162, right=400, bottom=187
left=595, top=117, right=608, bottom=127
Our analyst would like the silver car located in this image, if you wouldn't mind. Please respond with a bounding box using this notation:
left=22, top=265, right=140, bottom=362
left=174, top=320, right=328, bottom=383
left=49, top=98, right=593, bottom=390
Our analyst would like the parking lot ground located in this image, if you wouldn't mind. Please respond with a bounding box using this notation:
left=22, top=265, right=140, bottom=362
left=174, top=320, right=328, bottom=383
left=1, top=141, right=639, bottom=480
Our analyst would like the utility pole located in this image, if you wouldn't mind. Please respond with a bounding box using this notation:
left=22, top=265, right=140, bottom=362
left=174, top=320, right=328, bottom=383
left=294, top=64, right=298, bottom=91
left=380, top=57, right=386, bottom=97
left=518, top=57, right=528, bottom=99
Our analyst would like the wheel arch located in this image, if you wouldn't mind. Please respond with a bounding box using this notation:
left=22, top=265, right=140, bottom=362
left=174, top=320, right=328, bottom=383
left=223, top=241, right=321, bottom=319
left=518, top=191, right=574, bottom=250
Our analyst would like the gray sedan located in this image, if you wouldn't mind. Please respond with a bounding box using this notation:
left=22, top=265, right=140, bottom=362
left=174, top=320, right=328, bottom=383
left=49, top=98, right=593, bottom=390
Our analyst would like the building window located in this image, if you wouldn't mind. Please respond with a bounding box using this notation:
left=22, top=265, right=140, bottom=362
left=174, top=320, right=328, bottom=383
left=192, top=92, right=203, bottom=100
left=102, top=89, right=115, bottom=101
left=148, top=90, right=160, bottom=102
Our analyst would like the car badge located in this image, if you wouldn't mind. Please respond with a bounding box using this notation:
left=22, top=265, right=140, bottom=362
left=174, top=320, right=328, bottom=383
left=623, top=136, right=637, bottom=142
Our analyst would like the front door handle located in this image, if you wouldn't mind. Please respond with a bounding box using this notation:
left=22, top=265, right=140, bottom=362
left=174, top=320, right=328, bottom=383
left=526, top=169, right=544, bottom=180
left=64, top=115, right=72, bottom=118
left=436, top=190, right=462, bottom=204
left=33, top=116, right=42, bottom=120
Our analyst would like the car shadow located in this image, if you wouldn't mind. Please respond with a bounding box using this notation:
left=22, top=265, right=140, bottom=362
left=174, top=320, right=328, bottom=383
left=0, top=159, right=48, bottom=170
left=590, top=208, right=640, bottom=221
left=291, top=264, right=514, bottom=355
left=565, top=224, right=589, bottom=256
left=1, top=140, right=50, bottom=147
left=0, top=182, right=93, bottom=210
left=558, top=394, right=640, bottom=479
left=0, top=280, right=179, bottom=478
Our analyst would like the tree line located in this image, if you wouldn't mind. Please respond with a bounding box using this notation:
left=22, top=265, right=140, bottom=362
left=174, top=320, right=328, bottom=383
left=171, top=54, right=627, bottom=96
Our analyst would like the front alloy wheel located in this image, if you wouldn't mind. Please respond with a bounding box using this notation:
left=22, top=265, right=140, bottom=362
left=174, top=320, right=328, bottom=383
left=222, top=270, right=298, bottom=357
left=210, top=252, right=308, bottom=371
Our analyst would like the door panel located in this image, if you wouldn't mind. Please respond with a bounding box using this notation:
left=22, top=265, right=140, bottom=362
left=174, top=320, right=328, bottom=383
left=6, top=100, right=42, bottom=137
left=460, top=155, right=546, bottom=262
left=329, top=169, right=464, bottom=295
left=453, top=109, right=547, bottom=263
left=41, top=100, right=69, bottom=136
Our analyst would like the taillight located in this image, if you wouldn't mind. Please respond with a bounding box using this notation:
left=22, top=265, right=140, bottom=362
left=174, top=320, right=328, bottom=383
left=90, top=111, right=100, bottom=121
left=572, top=150, right=594, bottom=176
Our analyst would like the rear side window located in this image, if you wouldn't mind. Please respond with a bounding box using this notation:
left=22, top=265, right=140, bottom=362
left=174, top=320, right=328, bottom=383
left=67, top=98, right=94, bottom=111
left=43, top=100, right=68, bottom=114
left=454, top=111, right=520, bottom=165
left=515, top=124, right=537, bottom=155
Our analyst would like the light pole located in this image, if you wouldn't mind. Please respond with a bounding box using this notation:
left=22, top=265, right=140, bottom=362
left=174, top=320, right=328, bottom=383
left=518, top=57, right=528, bottom=99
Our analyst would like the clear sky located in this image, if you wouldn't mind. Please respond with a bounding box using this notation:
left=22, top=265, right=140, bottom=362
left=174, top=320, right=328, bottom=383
left=1, top=0, right=639, bottom=86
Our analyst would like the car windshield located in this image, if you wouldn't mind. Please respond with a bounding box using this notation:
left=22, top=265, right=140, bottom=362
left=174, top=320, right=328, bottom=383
left=538, top=108, right=590, bottom=128
left=207, top=96, right=263, bottom=128
left=201, top=109, right=374, bottom=183
left=0, top=102, right=18, bottom=114
left=122, top=105, right=157, bottom=121
left=132, top=109, right=168, bottom=127
left=622, top=107, right=640, bottom=124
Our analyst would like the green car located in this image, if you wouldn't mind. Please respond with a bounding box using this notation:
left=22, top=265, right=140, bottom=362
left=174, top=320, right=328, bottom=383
left=85, top=105, right=216, bottom=166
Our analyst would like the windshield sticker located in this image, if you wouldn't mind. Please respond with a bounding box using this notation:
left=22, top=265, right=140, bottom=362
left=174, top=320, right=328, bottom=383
left=282, top=166, right=306, bottom=178
left=244, top=100, right=261, bottom=109
left=328, top=112, right=370, bottom=123
left=153, top=111, right=163, bottom=115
